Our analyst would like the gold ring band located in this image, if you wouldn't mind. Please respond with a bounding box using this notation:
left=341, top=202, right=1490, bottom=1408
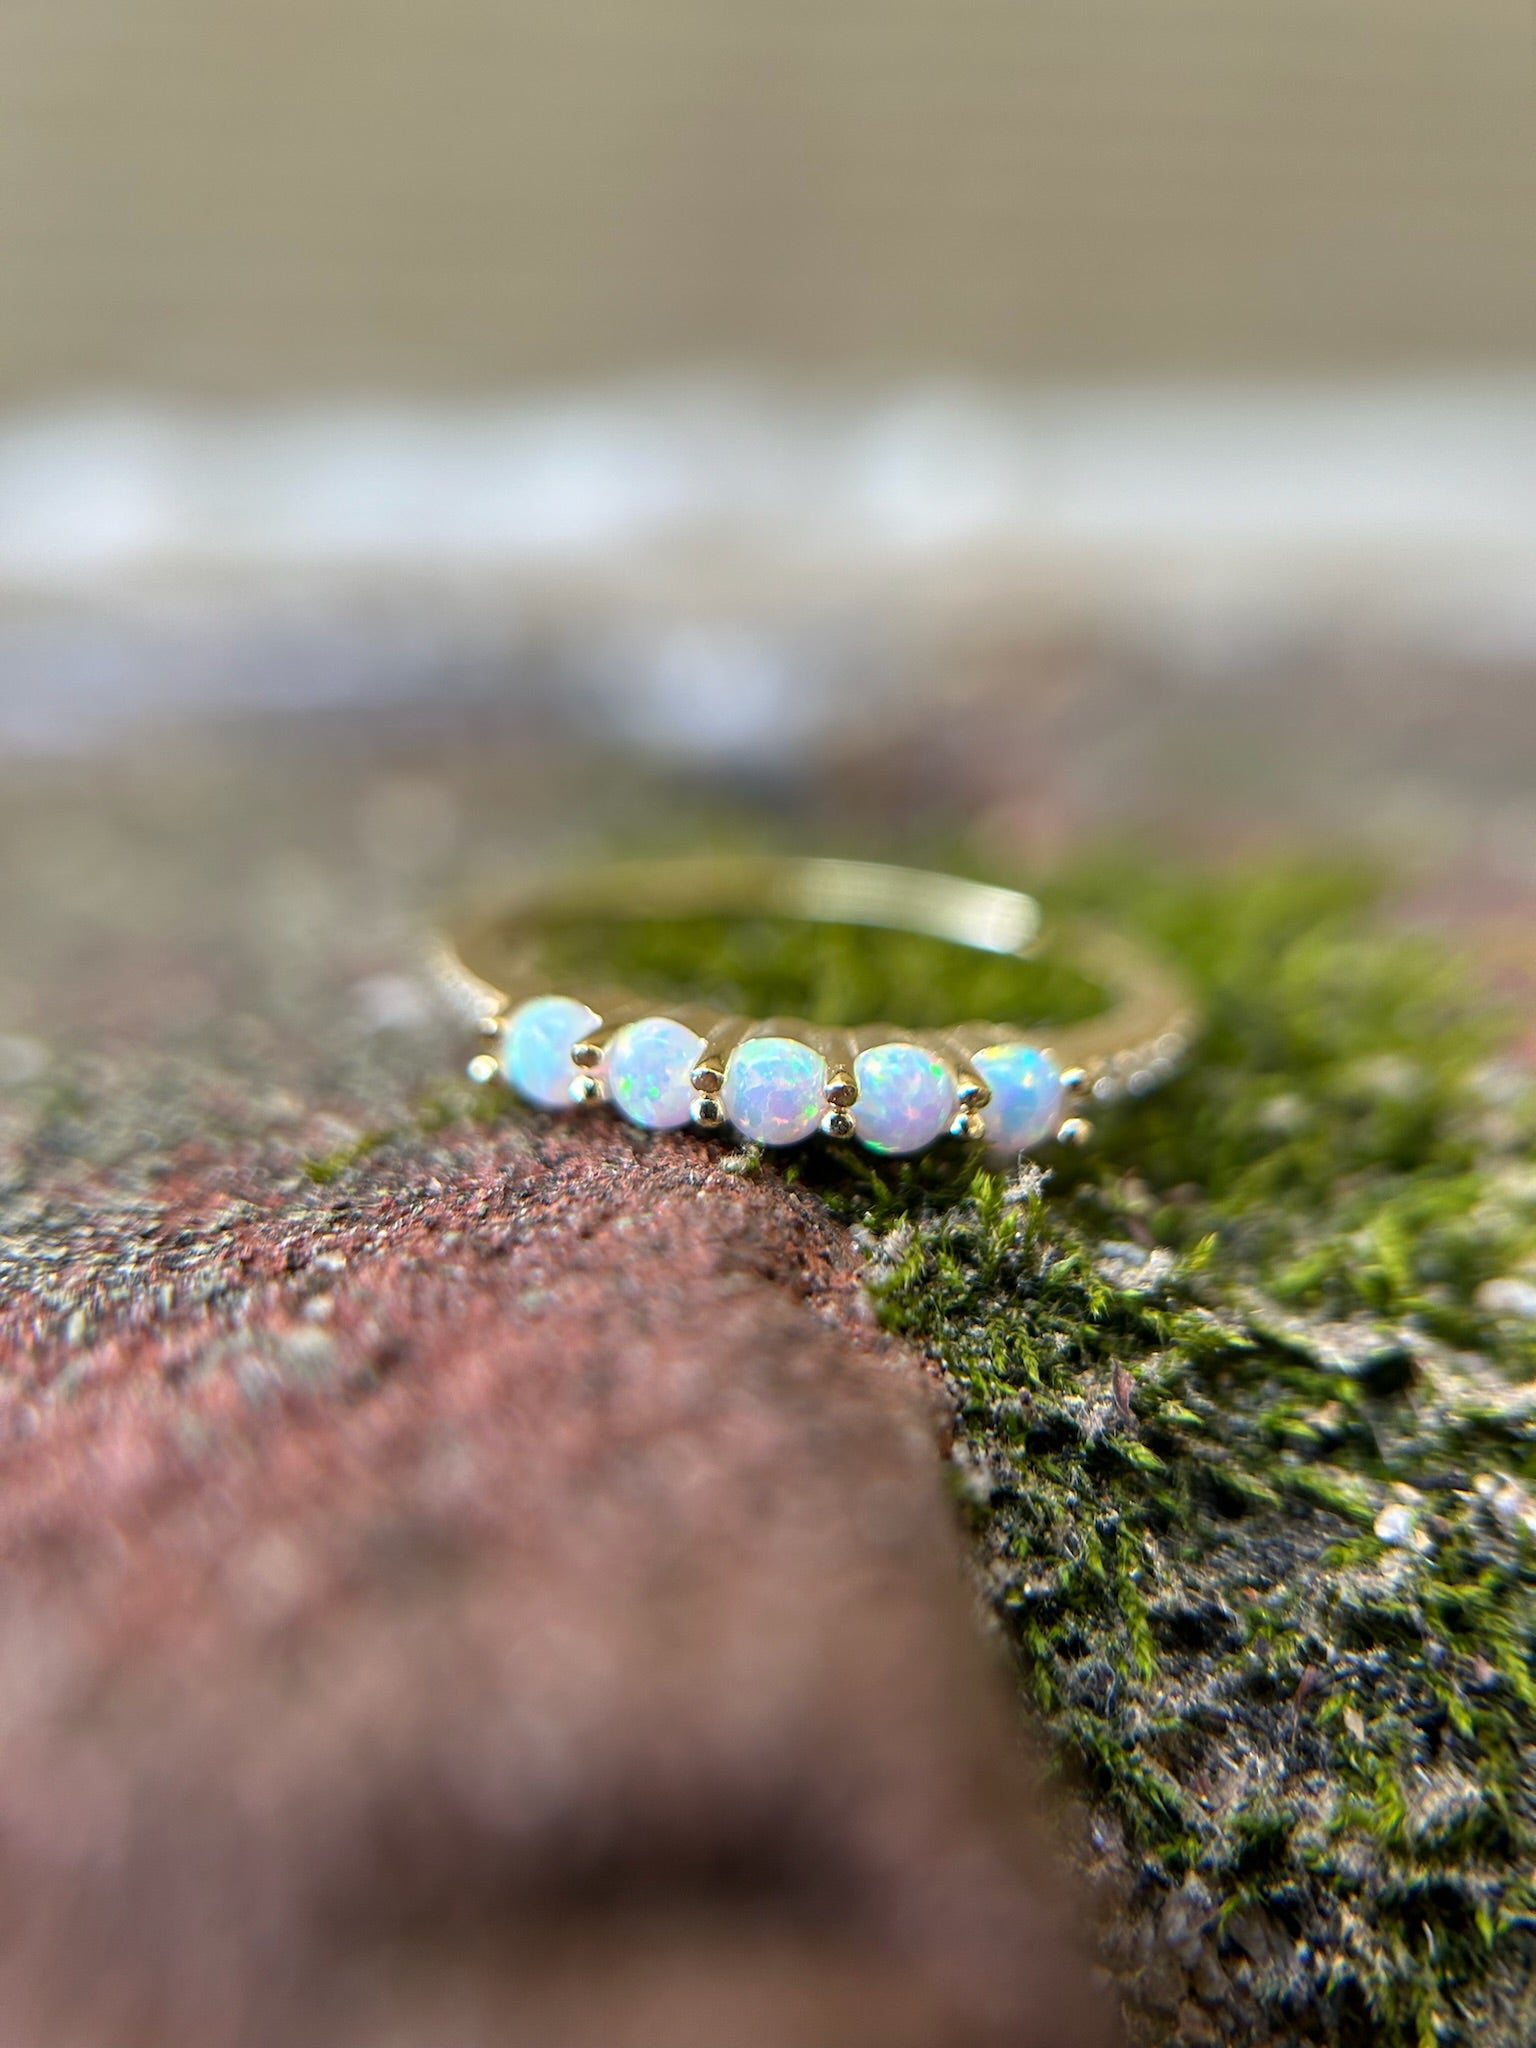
left=434, top=857, right=1198, bottom=1158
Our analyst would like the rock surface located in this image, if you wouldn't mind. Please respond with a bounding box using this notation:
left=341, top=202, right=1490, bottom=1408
left=0, top=1079, right=1116, bottom=2045
left=0, top=724, right=1118, bottom=2044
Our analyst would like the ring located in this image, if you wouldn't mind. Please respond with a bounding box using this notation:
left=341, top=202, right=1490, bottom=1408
left=434, top=857, right=1198, bottom=1159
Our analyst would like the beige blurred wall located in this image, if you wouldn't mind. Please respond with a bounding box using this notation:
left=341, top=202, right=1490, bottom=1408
left=0, top=0, right=1533, bottom=399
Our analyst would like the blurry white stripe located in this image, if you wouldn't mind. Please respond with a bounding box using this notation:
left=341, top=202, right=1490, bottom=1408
left=3, top=378, right=1536, bottom=763
left=1, top=380, right=1535, bottom=581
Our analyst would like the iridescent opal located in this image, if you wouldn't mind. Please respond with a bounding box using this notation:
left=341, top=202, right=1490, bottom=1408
left=501, top=994, right=599, bottom=1109
left=722, top=1037, right=827, bottom=1146
left=606, top=1015, right=705, bottom=1131
left=853, top=1041, right=957, bottom=1155
left=972, top=1042, right=1063, bottom=1153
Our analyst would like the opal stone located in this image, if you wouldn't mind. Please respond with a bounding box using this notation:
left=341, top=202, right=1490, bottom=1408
left=606, top=1015, right=706, bottom=1131
left=853, top=1041, right=958, bottom=1155
left=501, top=994, right=599, bottom=1109
left=972, top=1042, right=1064, bottom=1153
left=722, top=1036, right=827, bottom=1146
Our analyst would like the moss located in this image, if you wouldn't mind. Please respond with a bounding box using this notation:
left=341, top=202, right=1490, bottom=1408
left=443, top=850, right=1536, bottom=2043
left=300, top=1127, right=394, bottom=1184
left=532, top=911, right=1108, bottom=1033
left=852, top=857, right=1536, bottom=2046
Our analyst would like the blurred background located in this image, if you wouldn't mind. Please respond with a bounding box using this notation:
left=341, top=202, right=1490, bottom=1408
left=2, top=0, right=1535, bottom=1081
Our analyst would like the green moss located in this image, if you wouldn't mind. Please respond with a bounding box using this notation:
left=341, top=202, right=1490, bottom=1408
left=534, top=910, right=1106, bottom=1030
left=850, top=857, right=1536, bottom=2046
left=440, top=850, right=1536, bottom=2041
left=300, top=1126, right=393, bottom=1184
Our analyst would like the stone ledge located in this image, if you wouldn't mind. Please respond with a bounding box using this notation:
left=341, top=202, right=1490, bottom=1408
left=0, top=1121, right=1114, bottom=2048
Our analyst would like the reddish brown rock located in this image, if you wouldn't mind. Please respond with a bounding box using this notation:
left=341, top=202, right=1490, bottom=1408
left=0, top=1118, right=1117, bottom=2048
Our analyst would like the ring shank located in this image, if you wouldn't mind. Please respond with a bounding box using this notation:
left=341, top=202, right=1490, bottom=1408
left=464, top=856, right=1041, bottom=955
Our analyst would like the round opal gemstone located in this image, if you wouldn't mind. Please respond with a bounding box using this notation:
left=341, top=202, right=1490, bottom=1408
left=722, top=1036, right=827, bottom=1146
left=853, top=1041, right=958, bottom=1155
left=972, top=1042, right=1064, bottom=1153
left=501, top=994, right=599, bottom=1109
left=606, top=1015, right=706, bottom=1131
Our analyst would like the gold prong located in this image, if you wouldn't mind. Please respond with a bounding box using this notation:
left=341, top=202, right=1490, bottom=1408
left=692, top=1015, right=751, bottom=1095
left=825, top=1066, right=858, bottom=1109
left=570, top=1073, right=603, bottom=1106
left=690, top=1093, right=726, bottom=1130
left=1057, top=1116, right=1093, bottom=1146
left=466, top=1052, right=500, bottom=1085
left=820, top=1106, right=856, bottom=1141
left=956, top=1071, right=991, bottom=1110
left=1059, top=1066, right=1088, bottom=1095
left=476, top=1014, right=503, bottom=1040
left=950, top=1109, right=985, bottom=1142
left=571, top=1040, right=604, bottom=1071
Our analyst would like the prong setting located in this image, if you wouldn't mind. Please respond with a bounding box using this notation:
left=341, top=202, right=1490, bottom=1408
left=500, top=995, right=602, bottom=1109
left=820, top=1106, right=856, bottom=1141
left=970, top=1043, right=1065, bottom=1154
left=850, top=1041, right=958, bottom=1155
left=467, top=1052, right=499, bottom=1085
left=606, top=1016, right=707, bottom=1130
left=720, top=1037, right=828, bottom=1146
left=1057, top=1116, right=1093, bottom=1146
